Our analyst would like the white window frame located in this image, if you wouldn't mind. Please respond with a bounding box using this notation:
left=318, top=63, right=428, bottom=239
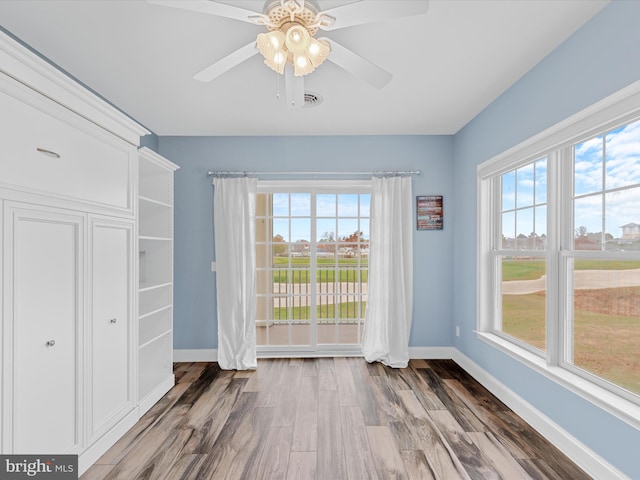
left=477, top=80, right=640, bottom=430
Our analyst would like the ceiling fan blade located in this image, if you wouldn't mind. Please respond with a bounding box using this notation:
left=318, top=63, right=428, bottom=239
left=193, top=41, right=258, bottom=82
left=147, top=0, right=266, bottom=25
left=284, top=64, right=305, bottom=109
left=318, top=0, right=429, bottom=31
left=324, top=39, right=392, bottom=89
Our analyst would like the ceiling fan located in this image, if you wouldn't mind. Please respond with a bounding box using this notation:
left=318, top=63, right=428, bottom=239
left=148, top=0, right=429, bottom=108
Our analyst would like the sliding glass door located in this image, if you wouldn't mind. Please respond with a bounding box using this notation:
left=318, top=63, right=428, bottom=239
left=255, top=182, right=370, bottom=354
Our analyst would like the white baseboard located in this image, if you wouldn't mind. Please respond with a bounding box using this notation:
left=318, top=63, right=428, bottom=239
left=173, top=348, right=218, bottom=362
left=138, top=375, right=175, bottom=416
left=78, top=408, right=139, bottom=475
left=174, top=347, right=454, bottom=362
left=409, top=346, right=456, bottom=359
left=452, top=350, right=629, bottom=480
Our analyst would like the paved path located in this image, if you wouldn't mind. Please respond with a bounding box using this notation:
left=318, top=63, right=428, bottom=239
left=502, top=269, right=640, bottom=294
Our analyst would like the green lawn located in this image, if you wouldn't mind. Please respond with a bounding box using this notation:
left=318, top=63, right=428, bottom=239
left=501, top=293, right=546, bottom=349
left=271, top=257, right=368, bottom=283
left=271, top=301, right=366, bottom=321
left=502, top=259, right=640, bottom=281
left=502, top=261, right=546, bottom=281
left=502, top=291, right=640, bottom=396
left=502, top=259, right=640, bottom=395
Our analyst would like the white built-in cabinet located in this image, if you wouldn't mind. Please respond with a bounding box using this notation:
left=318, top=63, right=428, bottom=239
left=137, top=147, right=178, bottom=414
left=0, top=30, right=171, bottom=475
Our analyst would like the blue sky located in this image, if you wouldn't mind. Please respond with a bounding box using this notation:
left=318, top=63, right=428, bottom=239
left=501, top=158, right=548, bottom=241
left=269, top=193, right=370, bottom=242
left=501, top=118, right=640, bottom=242
left=574, top=119, right=640, bottom=235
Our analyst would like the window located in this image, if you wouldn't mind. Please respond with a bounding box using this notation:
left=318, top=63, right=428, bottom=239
left=478, top=82, right=640, bottom=426
left=255, top=181, right=370, bottom=354
left=565, top=119, right=640, bottom=396
left=498, top=158, right=548, bottom=353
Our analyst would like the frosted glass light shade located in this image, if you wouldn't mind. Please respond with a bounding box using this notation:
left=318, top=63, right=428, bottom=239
left=307, top=38, right=330, bottom=68
left=293, top=52, right=314, bottom=76
left=257, top=31, right=287, bottom=74
left=285, top=24, right=311, bottom=54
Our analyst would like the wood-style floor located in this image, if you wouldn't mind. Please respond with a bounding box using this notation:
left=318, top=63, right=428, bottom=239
left=81, top=358, right=590, bottom=480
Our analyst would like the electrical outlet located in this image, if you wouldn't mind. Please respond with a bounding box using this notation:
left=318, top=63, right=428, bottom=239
left=456, top=325, right=460, bottom=337
left=211, top=261, right=217, bottom=272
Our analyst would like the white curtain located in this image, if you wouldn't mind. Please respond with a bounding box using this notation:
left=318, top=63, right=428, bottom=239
left=213, top=177, right=258, bottom=370
left=362, top=176, right=414, bottom=368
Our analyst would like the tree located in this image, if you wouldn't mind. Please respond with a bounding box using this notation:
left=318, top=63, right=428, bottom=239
left=341, top=230, right=367, bottom=243
left=575, top=225, right=588, bottom=238
left=320, top=231, right=335, bottom=242
left=273, top=234, right=287, bottom=255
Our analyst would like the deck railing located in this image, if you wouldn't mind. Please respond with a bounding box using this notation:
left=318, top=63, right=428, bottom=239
left=260, top=265, right=368, bottom=323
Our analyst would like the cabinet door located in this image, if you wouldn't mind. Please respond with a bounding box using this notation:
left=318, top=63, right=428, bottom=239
left=0, top=88, right=135, bottom=213
left=90, top=218, right=134, bottom=440
left=4, top=203, right=84, bottom=454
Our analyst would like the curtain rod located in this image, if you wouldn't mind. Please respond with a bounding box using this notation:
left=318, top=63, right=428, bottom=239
left=207, top=170, right=421, bottom=177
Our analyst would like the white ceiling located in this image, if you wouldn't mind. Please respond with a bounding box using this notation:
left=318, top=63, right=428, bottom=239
left=0, top=0, right=609, bottom=136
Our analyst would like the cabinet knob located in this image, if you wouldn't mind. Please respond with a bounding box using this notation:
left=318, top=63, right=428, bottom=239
left=110, top=318, right=117, bottom=324
left=46, top=340, right=56, bottom=347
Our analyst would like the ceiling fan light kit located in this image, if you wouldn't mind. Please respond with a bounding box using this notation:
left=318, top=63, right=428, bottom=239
left=256, top=1, right=332, bottom=77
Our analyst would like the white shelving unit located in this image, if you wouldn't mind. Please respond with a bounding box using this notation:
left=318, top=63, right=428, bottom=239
left=137, top=147, right=179, bottom=414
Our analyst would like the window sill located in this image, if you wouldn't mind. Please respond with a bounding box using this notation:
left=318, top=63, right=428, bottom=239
left=476, top=331, right=640, bottom=431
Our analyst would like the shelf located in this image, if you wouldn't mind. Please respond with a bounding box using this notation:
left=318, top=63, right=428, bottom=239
left=139, top=315, right=172, bottom=342
left=140, top=304, right=172, bottom=320
left=139, top=199, right=173, bottom=238
left=139, top=281, right=172, bottom=293
left=139, top=195, right=172, bottom=209
left=139, top=284, right=172, bottom=317
left=138, top=328, right=171, bottom=348
left=139, top=159, right=174, bottom=205
left=139, top=235, right=171, bottom=242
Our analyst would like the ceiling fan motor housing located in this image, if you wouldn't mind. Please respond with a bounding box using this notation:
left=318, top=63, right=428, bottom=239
left=264, top=0, right=321, bottom=35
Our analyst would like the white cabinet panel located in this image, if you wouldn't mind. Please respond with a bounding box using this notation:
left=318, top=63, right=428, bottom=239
left=0, top=87, right=134, bottom=212
left=5, top=204, right=84, bottom=454
left=90, top=218, right=134, bottom=441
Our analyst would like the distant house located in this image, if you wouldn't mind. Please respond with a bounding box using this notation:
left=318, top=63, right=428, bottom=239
left=620, top=223, right=640, bottom=240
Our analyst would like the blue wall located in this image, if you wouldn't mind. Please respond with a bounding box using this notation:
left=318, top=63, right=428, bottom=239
left=158, top=135, right=454, bottom=350
left=452, top=1, right=640, bottom=477
left=140, top=133, right=159, bottom=152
